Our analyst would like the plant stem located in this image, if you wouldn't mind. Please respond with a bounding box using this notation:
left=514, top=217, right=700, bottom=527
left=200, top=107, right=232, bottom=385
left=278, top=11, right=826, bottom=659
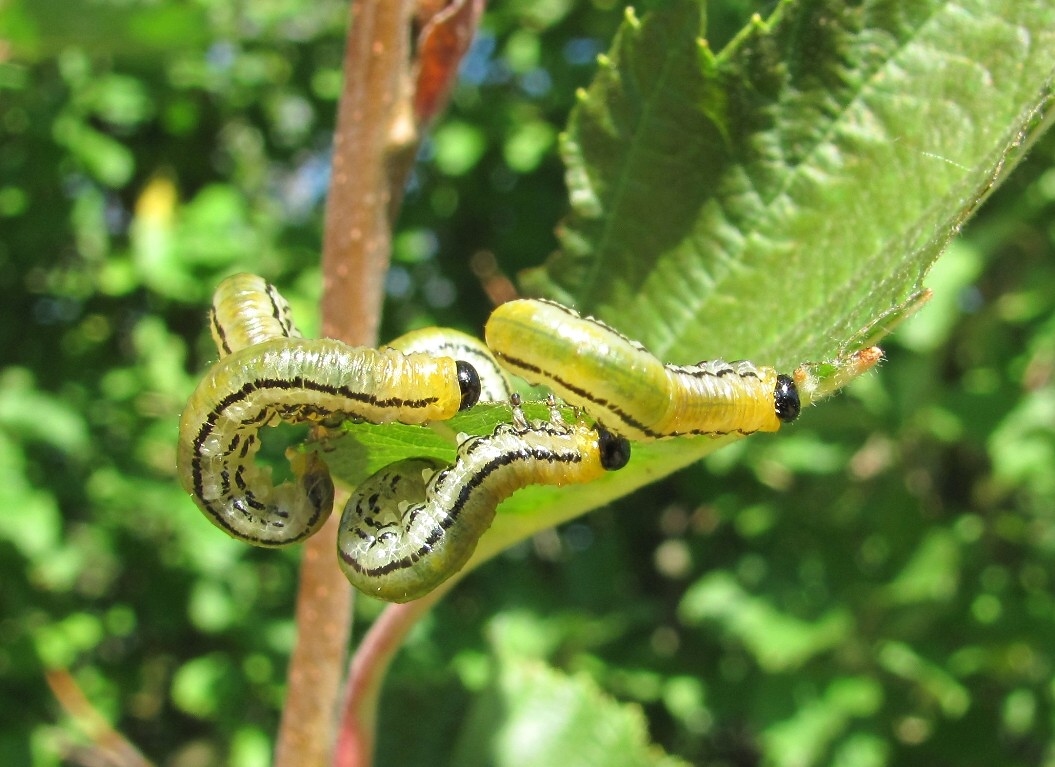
left=273, top=512, right=352, bottom=767
left=333, top=586, right=451, bottom=767
left=320, top=0, right=418, bottom=346
left=275, top=1, right=418, bottom=765
left=45, top=669, right=154, bottom=767
left=278, top=0, right=486, bottom=761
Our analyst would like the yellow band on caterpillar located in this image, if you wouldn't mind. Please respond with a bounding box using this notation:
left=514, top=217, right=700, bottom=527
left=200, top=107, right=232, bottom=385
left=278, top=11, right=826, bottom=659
left=209, top=272, right=302, bottom=355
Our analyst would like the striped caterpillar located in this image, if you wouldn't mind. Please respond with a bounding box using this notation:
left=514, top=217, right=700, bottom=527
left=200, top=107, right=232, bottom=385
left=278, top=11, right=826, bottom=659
left=484, top=299, right=803, bottom=441
left=176, top=274, right=486, bottom=547
left=208, top=273, right=512, bottom=400
left=337, top=395, right=631, bottom=602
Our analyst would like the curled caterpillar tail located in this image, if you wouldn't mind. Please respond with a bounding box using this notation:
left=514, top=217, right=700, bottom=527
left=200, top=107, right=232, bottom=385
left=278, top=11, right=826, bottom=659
left=184, top=447, right=334, bottom=547
left=337, top=396, right=631, bottom=602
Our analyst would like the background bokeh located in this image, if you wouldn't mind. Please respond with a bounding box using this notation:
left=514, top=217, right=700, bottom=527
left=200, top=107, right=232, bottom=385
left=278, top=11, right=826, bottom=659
left=3, top=1, right=1055, bottom=764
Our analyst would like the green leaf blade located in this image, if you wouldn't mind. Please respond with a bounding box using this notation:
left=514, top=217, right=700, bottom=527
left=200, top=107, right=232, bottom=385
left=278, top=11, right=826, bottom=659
left=530, top=0, right=1055, bottom=369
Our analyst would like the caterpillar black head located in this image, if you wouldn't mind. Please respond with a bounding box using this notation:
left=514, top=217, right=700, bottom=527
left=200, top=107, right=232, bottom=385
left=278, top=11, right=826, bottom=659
left=774, top=374, right=801, bottom=423
left=595, top=426, right=632, bottom=471
left=456, top=360, right=482, bottom=410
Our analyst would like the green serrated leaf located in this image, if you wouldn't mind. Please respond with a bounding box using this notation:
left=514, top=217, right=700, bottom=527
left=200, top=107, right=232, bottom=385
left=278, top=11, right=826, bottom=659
left=527, top=0, right=1055, bottom=369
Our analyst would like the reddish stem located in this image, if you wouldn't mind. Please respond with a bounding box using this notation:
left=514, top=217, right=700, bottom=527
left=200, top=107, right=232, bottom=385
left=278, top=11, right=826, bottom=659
left=334, top=586, right=451, bottom=766
left=45, top=669, right=154, bottom=767
left=273, top=512, right=353, bottom=767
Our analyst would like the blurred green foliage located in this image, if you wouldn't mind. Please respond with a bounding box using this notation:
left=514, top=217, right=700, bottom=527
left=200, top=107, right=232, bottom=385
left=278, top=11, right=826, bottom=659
left=2, top=0, right=1055, bottom=766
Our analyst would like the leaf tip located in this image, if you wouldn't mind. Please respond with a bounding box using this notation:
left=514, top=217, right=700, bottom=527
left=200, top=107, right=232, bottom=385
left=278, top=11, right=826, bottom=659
left=796, top=346, right=885, bottom=406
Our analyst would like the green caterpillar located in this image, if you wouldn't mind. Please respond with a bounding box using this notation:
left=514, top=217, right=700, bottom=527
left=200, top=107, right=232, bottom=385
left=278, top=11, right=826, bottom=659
left=485, top=299, right=802, bottom=441
left=338, top=395, right=631, bottom=602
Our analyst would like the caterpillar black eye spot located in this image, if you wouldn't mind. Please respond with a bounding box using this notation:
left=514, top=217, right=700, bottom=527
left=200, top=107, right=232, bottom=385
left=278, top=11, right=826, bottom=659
left=596, top=427, right=631, bottom=471
left=456, top=360, right=482, bottom=410
left=774, top=374, right=801, bottom=423
left=387, top=327, right=514, bottom=403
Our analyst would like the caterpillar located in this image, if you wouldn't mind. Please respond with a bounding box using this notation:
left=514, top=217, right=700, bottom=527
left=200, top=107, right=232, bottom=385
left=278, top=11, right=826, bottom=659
left=177, top=274, right=485, bottom=547
left=337, top=395, right=632, bottom=602
left=484, top=299, right=801, bottom=441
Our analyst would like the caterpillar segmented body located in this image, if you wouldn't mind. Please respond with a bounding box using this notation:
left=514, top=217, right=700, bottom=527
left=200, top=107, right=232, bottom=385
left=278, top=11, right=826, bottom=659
left=337, top=395, right=631, bottom=602
left=177, top=274, right=484, bottom=547
left=484, top=299, right=801, bottom=441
